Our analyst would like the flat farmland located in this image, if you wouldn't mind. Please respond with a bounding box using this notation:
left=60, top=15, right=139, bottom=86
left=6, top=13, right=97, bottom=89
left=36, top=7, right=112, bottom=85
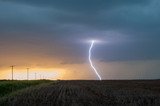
left=0, top=80, right=160, bottom=106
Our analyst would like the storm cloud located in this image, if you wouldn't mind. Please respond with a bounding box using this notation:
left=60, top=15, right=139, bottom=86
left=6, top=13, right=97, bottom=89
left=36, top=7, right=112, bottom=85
left=0, top=0, right=160, bottom=79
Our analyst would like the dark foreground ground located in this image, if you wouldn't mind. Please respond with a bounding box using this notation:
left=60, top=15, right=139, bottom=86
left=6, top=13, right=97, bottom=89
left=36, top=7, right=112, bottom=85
left=0, top=80, right=160, bottom=106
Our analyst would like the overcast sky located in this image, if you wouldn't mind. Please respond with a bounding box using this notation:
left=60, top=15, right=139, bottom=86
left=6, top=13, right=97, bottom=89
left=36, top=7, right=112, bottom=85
left=0, top=0, right=160, bottom=80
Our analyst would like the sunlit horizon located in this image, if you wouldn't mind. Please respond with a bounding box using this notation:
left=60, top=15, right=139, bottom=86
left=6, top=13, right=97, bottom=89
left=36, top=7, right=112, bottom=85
left=0, top=67, right=65, bottom=80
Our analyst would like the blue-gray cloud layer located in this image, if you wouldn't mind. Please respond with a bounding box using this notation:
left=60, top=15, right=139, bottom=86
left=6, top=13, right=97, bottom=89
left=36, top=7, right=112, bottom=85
left=0, top=0, right=160, bottom=63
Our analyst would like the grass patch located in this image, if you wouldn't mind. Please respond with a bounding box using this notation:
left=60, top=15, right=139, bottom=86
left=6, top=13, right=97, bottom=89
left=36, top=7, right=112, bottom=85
left=0, top=80, right=51, bottom=97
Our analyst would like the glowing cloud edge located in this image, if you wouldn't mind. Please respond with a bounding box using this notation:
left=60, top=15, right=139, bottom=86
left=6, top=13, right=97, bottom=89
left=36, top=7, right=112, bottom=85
left=89, top=40, right=102, bottom=80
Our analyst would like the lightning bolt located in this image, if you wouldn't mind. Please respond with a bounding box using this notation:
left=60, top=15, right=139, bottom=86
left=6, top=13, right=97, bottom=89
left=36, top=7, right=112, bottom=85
left=89, top=40, right=102, bottom=80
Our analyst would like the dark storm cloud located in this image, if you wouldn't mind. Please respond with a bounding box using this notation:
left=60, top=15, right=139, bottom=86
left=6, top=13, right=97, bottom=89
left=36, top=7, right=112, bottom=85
left=3, top=0, right=149, bottom=10
left=0, top=0, right=160, bottom=63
